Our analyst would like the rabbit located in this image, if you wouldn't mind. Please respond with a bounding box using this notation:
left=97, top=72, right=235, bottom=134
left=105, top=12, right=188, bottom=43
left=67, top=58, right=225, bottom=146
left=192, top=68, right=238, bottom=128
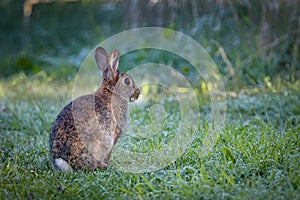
left=49, top=47, right=140, bottom=172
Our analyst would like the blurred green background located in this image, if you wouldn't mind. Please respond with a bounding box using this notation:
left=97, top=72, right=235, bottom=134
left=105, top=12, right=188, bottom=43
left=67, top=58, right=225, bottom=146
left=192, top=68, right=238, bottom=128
left=0, top=2, right=299, bottom=199
left=0, top=0, right=299, bottom=89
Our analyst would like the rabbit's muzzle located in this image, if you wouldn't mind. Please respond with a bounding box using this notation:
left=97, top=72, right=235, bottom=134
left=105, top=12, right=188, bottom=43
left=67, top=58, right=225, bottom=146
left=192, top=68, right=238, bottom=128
left=130, top=88, right=140, bottom=102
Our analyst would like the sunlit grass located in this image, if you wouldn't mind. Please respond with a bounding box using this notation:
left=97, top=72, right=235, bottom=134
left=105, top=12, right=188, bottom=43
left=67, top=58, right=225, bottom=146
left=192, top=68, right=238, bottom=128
left=1, top=0, right=299, bottom=198
left=0, top=73, right=299, bottom=199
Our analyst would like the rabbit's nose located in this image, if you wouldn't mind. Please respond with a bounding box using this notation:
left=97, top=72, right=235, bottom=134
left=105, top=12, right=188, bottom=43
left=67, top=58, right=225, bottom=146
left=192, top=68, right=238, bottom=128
left=130, top=88, right=140, bottom=102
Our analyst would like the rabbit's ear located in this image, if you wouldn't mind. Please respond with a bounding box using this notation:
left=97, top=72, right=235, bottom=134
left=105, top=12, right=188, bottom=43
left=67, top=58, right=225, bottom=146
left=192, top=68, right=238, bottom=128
left=95, top=47, right=108, bottom=73
left=108, top=50, right=119, bottom=79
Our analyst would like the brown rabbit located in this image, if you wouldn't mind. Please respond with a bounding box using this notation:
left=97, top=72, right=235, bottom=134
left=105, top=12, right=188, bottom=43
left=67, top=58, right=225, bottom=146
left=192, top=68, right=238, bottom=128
left=49, top=47, right=140, bottom=172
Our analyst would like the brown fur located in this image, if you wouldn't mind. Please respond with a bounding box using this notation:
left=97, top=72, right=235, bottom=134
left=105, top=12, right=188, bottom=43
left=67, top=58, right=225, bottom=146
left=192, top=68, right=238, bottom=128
left=49, top=47, right=140, bottom=171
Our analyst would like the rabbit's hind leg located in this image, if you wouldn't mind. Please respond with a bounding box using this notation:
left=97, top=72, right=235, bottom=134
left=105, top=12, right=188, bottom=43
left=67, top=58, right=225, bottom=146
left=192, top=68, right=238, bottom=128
left=52, top=158, right=73, bottom=172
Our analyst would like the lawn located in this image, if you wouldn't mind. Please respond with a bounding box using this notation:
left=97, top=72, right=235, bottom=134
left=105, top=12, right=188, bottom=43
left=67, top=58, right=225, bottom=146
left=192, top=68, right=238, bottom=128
left=0, top=1, right=299, bottom=199
left=0, top=71, right=299, bottom=199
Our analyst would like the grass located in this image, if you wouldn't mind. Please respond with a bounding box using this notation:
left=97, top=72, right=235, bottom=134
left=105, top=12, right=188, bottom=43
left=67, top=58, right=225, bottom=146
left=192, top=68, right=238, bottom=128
left=0, top=72, right=299, bottom=199
left=0, top=0, right=299, bottom=199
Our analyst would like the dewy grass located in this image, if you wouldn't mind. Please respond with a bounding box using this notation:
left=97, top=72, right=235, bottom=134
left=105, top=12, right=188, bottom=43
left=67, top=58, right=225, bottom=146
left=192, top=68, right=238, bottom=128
left=0, top=74, right=299, bottom=199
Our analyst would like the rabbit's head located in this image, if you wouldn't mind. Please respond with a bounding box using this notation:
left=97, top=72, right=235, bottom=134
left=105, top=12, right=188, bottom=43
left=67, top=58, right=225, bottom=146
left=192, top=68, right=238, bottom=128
left=95, top=47, right=140, bottom=102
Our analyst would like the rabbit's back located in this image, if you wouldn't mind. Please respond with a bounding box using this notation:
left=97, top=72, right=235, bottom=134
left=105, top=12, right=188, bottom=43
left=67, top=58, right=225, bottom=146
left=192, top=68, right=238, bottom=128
left=50, top=93, right=114, bottom=171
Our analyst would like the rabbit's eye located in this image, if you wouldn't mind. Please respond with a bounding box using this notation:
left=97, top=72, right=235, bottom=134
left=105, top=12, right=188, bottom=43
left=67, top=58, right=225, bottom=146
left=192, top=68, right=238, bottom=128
left=124, top=77, right=131, bottom=85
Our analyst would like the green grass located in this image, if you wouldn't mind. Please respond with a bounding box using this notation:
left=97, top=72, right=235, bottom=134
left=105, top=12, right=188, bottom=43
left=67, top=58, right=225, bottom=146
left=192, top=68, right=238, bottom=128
left=0, top=73, right=299, bottom=199
left=1, top=1, right=299, bottom=198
